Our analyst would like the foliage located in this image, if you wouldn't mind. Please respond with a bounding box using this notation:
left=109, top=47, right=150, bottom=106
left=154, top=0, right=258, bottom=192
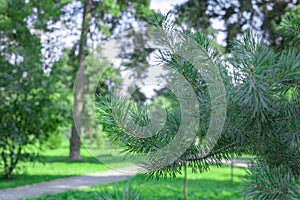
left=80, top=48, right=121, bottom=144
left=94, top=129, right=106, bottom=149
left=44, top=132, right=63, bottom=150
left=0, top=0, right=71, bottom=179
left=96, top=16, right=300, bottom=199
left=278, top=4, right=300, bottom=47
left=0, top=0, right=155, bottom=172
left=174, top=0, right=299, bottom=49
left=98, top=182, right=141, bottom=200
left=244, top=162, right=300, bottom=199
left=64, top=0, right=154, bottom=160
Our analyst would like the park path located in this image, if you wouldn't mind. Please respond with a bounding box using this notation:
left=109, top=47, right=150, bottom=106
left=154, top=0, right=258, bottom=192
left=0, top=159, right=249, bottom=200
left=0, top=165, right=141, bottom=200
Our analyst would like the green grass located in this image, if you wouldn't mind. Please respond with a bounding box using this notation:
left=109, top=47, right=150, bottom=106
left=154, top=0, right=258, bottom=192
left=28, top=166, right=247, bottom=200
left=0, top=141, right=139, bottom=190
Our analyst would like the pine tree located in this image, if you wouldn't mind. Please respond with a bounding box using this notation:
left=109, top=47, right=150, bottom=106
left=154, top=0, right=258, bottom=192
left=96, top=14, right=300, bottom=199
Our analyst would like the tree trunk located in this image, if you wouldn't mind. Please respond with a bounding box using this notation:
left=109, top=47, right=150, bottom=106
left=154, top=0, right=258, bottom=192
left=70, top=125, right=81, bottom=160
left=184, top=163, right=188, bottom=200
left=231, top=159, right=234, bottom=182
left=3, top=169, right=13, bottom=180
left=1, top=146, right=22, bottom=179
left=1, top=151, right=11, bottom=180
left=70, top=0, right=92, bottom=160
left=88, top=122, right=93, bottom=142
left=4, top=166, right=14, bottom=180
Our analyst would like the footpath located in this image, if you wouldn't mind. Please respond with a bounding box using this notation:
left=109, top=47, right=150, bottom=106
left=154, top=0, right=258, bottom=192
left=0, top=165, right=140, bottom=200
left=0, top=159, right=249, bottom=200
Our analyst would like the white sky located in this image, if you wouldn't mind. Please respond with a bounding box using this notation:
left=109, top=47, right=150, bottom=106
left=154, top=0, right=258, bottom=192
left=150, top=0, right=226, bottom=44
left=150, top=0, right=188, bottom=14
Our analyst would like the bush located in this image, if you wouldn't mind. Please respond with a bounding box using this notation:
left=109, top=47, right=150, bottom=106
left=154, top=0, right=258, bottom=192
left=98, top=183, right=141, bottom=200
left=44, top=131, right=63, bottom=150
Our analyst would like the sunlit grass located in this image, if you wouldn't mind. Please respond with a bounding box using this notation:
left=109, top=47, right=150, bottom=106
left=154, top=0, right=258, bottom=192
left=0, top=140, right=137, bottom=189
left=28, top=166, right=247, bottom=200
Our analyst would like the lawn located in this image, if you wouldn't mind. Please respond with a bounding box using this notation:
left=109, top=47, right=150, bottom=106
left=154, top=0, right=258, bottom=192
left=27, top=166, right=247, bottom=200
left=0, top=141, right=139, bottom=190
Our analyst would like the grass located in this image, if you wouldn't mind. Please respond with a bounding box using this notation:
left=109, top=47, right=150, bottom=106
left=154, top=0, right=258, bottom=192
left=0, top=140, right=139, bottom=190
left=27, top=166, right=247, bottom=200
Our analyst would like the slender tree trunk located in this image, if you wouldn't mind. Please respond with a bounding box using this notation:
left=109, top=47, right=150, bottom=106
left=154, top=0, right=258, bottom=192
left=70, top=125, right=81, bottom=160
left=88, top=122, right=93, bottom=142
left=231, top=158, right=234, bottom=182
left=1, top=146, right=22, bottom=179
left=70, top=0, right=92, bottom=160
left=184, top=163, right=188, bottom=200
left=1, top=151, right=10, bottom=179
left=5, top=167, right=14, bottom=180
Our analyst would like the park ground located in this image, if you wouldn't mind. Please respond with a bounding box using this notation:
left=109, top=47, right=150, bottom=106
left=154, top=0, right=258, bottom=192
left=0, top=141, right=248, bottom=200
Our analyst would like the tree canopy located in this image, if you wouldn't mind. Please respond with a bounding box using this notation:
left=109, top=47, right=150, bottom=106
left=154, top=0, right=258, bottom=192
left=174, top=0, right=299, bottom=50
left=0, top=0, right=70, bottom=179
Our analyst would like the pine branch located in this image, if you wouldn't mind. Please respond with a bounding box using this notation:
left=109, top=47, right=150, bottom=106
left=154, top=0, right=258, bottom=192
left=278, top=13, right=300, bottom=47
left=183, top=141, right=239, bottom=162
left=255, top=185, right=284, bottom=196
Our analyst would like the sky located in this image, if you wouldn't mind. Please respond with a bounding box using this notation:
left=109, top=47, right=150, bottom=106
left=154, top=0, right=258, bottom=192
left=150, top=0, right=226, bottom=44
left=150, top=0, right=188, bottom=14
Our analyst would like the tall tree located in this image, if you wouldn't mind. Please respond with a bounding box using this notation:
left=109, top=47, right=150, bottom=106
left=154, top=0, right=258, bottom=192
left=67, top=0, right=153, bottom=160
left=70, top=0, right=93, bottom=160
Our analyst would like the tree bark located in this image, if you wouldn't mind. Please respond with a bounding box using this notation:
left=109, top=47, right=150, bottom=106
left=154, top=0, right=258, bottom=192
left=70, top=125, right=81, bottom=160
left=70, top=0, right=92, bottom=160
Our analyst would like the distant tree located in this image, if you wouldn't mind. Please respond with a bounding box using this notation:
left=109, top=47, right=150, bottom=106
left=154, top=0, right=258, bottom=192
left=81, top=48, right=121, bottom=143
left=174, top=0, right=299, bottom=50
left=63, top=0, right=153, bottom=160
